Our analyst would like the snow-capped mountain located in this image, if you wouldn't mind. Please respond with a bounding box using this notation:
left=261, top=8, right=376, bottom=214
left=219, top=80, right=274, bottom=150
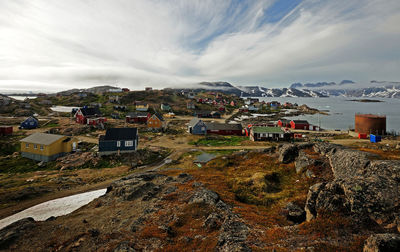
left=293, top=81, right=400, bottom=98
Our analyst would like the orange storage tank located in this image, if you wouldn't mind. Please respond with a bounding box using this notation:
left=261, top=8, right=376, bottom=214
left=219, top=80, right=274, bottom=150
left=355, top=114, right=386, bottom=135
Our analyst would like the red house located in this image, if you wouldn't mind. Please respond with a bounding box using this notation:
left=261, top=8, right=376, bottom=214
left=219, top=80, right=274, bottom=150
left=126, top=112, right=150, bottom=123
left=205, top=122, right=243, bottom=136
left=0, top=126, right=13, bottom=136
left=74, top=107, right=106, bottom=125
left=290, top=120, right=310, bottom=130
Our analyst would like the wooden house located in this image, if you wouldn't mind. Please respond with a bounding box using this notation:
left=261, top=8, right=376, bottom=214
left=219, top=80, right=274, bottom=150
left=74, top=106, right=106, bottom=125
left=195, top=111, right=212, bottom=118
left=20, top=133, right=78, bottom=162
left=0, top=126, right=13, bottom=136
left=211, top=111, right=221, bottom=118
left=147, top=113, right=165, bottom=130
left=135, top=102, right=149, bottom=111
left=20, top=116, right=39, bottom=129
left=188, top=118, right=207, bottom=135
left=98, top=128, right=138, bottom=156
left=122, top=88, right=130, bottom=92
left=250, top=126, right=292, bottom=141
left=204, top=122, right=242, bottom=136
left=160, top=103, right=171, bottom=111
left=126, top=112, right=150, bottom=123
left=230, top=101, right=236, bottom=106
left=290, top=120, right=310, bottom=130
left=109, top=95, right=120, bottom=103
left=113, top=105, right=126, bottom=111
left=187, top=101, right=195, bottom=109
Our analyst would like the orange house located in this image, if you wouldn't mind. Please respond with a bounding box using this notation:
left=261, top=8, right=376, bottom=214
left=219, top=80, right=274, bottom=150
left=147, top=113, right=166, bottom=130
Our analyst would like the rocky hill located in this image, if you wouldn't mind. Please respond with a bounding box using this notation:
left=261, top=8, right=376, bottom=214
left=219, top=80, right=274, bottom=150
left=2, top=143, right=400, bottom=251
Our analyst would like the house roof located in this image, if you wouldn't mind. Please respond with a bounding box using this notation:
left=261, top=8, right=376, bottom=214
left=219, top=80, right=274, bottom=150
left=103, top=128, right=138, bottom=141
left=252, top=126, right=284, bottom=134
left=152, top=113, right=164, bottom=121
left=188, top=118, right=204, bottom=127
left=195, top=110, right=211, bottom=115
left=291, top=120, right=309, bottom=124
left=80, top=107, right=102, bottom=116
left=126, top=112, right=149, bottom=118
left=205, top=122, right=242, bottom=131
left=20, top=132, right=65, bottom=145
left=279, top=119, right=291, bottom=123
left=135, top=102, right=148, bottom=106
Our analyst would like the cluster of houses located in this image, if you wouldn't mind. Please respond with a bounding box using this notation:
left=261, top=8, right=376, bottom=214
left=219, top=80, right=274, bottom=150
left=239, top=99, right=297, bottom=112
left=19, top=127, right=139, bottom=162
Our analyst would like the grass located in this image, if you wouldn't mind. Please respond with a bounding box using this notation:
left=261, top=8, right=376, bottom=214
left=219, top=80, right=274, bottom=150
left=189, top=135, right=246, bottom=147
left=0, top=155, right=58, bottom=173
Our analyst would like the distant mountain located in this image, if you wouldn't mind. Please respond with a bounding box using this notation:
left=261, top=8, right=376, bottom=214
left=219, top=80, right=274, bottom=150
left=289, top=80, right=354, bottom=89
left=57, top=85, right=120, bottom=95
left=317, top=84, right=400, bottom=98
left=176, top=82, right=327, bottom=97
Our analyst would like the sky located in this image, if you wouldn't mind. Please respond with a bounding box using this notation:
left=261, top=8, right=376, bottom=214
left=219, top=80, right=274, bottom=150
left=0, top=0, right=400, bottom=93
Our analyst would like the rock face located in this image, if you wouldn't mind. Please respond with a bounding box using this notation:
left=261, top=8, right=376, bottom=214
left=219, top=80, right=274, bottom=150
left=363, top=233, right=400, bottom=252
left=0, top=218, right=35, bottom=250
left=279, top=144, right=299, bottom=164
left=285, top=202, right=306, bottom=224
left=305, top=143, right=400, bottom=227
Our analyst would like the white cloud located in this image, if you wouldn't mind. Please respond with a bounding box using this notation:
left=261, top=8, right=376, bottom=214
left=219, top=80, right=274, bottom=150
left=0, top=0, right=399, bottom=92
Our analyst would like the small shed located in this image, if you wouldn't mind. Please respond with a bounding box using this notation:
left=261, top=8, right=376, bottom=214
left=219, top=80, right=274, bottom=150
left=370, top=134, right=381, bottom=143
left=160, top=103, right=171, bottom=111
left=0, top=126, right=13, bottom=136
left=20, top=116, right=39, bottom=129
left=188, top=118, right=207, bottom=135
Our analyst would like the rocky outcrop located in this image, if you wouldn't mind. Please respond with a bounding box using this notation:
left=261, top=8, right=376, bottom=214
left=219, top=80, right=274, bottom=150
left=285, top=202, right=306, bottom=224
left=0, top=218, right=35, bottom=250
left=363, top=233, right=400, bottom=252
left=279, top=144, right=299, bottom=164
left=306, top=143, right=400, bottom=227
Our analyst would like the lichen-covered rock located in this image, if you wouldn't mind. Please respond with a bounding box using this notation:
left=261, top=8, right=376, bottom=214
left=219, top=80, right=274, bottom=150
left=189, top=187, right=219, bottom=205
left=306, top=143, right=400, bottom=227
left=279, top=144, right=299, bottom=164
left=285, top=202, right=306, bottom=224
left=217, top=217, right=250, bottom=252
left=295, top=151, right=314, bottom=174
left=363, top=233, right=400, bottom=252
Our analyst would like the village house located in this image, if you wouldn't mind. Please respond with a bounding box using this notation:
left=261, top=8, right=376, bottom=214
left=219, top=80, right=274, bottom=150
left=135, top=102, right=149, bottom=111
left=122, top=88, right=130, bottom=92
left=187, top=92, right=195, bottom=99
left=145, top=87, right=153, bottom=91
left=187, top=118, right=207, bottom=135
left=187, top=101, right=196, bottom=109
left=160, top=103, right=171, bottom=111
left=204, top=122, right=243, bottom=136
left=230, top=101, right=236, bottom=107
left=108, top=88, right=123, bottom=93
left=20, top=132, right=78, bottom=162
left=126, top=112, right=150, bottom=123
left=113, top=105, right=126, bottom=111
left=250, top=126, right=292, bottom=141
left=0, top=126, right=13, bottom=136
left=19, top=116, right=39, bottom=129
left=147, top=113, right=165, bottom=130
left=290, top=120, right=310, bottom=130
left=98, top=128, right=138, bottom=156
left=74, top=106, right=106, bottom=125
left=109, top=95, right=120, bottom=104
left=195, top=111, right=212, bottom=118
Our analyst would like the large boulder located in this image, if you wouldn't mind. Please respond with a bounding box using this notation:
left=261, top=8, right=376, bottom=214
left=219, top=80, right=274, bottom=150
left=279, top=144, right=299, bottom=164
left=217, top=216, right=250, bottom=252
left=305, top=143, right=400, bottom=227
left=363, top=233, right=400, bottom=252
left=189, top=187, right=220, bottom=205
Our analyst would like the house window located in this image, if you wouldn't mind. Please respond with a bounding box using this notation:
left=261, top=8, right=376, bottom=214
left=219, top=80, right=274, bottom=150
left=117, top=141, right=121, bottom=147
left=34, top=144, right=37, bottom=149
left=280, top=134, right=284, bottom=138
left=40, top=145, right=44, bottom=150
left=125, top=141, right=133, bottom=147
left=201, top=127, right=205, bottom=131
left=25, top=143, right=29, bottom=148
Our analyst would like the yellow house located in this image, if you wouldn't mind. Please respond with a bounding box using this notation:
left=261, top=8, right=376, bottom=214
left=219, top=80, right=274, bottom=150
left=20, top=133, right=78, bottom=162
left=135, top=102, right=149, bottom=111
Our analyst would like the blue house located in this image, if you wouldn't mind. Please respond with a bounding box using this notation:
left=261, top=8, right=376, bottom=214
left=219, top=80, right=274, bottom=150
left=188, top=118, right=207, bottom=135
left=98, top=128, right=138, bottom=156
left=19, top=116, right=39, bottom=129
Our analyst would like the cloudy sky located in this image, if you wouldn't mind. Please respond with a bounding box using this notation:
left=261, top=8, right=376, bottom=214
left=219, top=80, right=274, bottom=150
left=1, top=0, right=400, bottom=93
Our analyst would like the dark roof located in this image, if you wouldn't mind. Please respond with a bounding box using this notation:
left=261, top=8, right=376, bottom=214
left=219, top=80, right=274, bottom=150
left=205, top=122, right=242, bottom=131
left=80, top=107, right=102, bottom=116
left=126, top=112, right=148, bottom=117
left=103, top=128, right=138, bottom=141
left=152, top=113, right=164, bottom=121
left=279, top=119, right=291, bottom=123
left=291, top=120, right=309, bottom=124
left=195, top=110, right=211, bottom=115
left=252, top=126, right=284, bottom=134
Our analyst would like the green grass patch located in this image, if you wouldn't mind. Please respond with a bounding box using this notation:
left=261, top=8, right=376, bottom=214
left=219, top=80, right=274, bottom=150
left=189, top=135, right=245, bottom=147
left=0, top=156, right=57, bottom=173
